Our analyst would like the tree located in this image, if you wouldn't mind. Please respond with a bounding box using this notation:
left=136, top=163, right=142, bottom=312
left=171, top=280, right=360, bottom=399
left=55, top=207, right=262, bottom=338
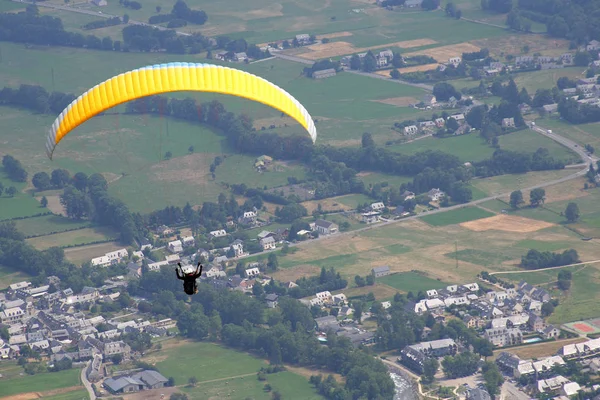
left=111, top=354, right=123, bottom=364
left=433, top=82, right=461, bottom=102
left=390, top=69, right=400, bottom=79
left=541, top=301, right=555, bottom=317
left=0, top=182, right=3, bottom=196
left=188, top=376, right=198, bottom=387
left=353, top=301, right=363, bottom=323
left=6, top=186, right=17, bottom=197
left=482, top=362, right=503, bottom=397
left=51, top=169, right=71, bottom=188
left=32, top=172, right=52, bottom=191
left=565, top=202, right=580, bottom=222
left=557, top=279, right=571, bottom=290
left=509, top=190, right=523, bottom=209
left=272, top=391, right=282, bottom=400
left=170, top=394, right=188, bottom=400
left=156, top=5, right=161, bottom=12
left=446, top=117, right=459, bottom=132
left=529, top=188, right=545, bottom=207
left=355, top=275, right=366, bottom=287
left=267, top=253, right=279, bottom=271
left=123, top=14, right=130, bottom=23
left=165, top=151, right=173, bottom=160
left=40, top=196, right=48, bottom=208
left=361, top=132, right=375, bottom=148
left=422, top=358, right=439, bottom=384
left=188, top=145, right=194, bottom=153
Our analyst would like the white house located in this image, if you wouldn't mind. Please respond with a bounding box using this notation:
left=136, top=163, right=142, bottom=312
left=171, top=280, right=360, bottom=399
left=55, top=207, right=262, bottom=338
left=404, top=125, right=418, bottom=135
left=210, top=230, right=227, bottom=238
left=260, top=236, right=276, bottom=250
left=245, top=268, right=260, bottom=278
left=427, top=188, right=445, bottom=202
left=230, top=241, right=244, bottom=257
left=316, top=291, right=332, bottom=303
left=296, top=33, right=311, bottom=45
left=370, top=202, right=385, bottom=211
left=314, top=219, right=338, bottom=235
left=168, top=240, right=183, bottom=253
left=448, top=57, right=461, bottom=66
left=91, top=249, right=128, bottom=267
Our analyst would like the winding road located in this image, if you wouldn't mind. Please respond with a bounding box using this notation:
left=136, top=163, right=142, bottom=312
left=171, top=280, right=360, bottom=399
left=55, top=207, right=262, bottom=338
left=80, top=361, right=96, bottom=400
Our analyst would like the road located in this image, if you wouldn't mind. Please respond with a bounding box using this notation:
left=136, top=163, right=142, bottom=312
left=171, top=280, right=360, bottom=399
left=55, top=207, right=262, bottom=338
left=12, top=0, right=191, bottom=36
left=531, top=123, right=598, bottom=164
left=500, top=381, right=530, bottom=400
left=489, top=259, right=600, bottom=275
left=80, top=361, right=97, bottom=400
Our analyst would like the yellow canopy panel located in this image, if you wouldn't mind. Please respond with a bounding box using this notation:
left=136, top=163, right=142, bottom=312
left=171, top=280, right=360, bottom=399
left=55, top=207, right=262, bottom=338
left=45, top=62, right=318, bottom=159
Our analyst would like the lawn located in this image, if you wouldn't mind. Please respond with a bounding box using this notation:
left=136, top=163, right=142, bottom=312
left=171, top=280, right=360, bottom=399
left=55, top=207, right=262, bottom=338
left=499, top=129, right=580, bottom=163
left=0, top=170, right=44, bottom=221
left=386, top=129, right=578, bottom=165
left=0, top=264, right=31, bottom=290
left=336, top=193, right=376, bottom=208
left=150, top=341, right=268, bottom=385
left=471, top=169, right=575, bottom=197
left=514, top=239, right=575, bottom=252
left=511, top=206, right=564, bottom=224
left=180, top=370, right=323, bottom=400
left=536, top=118, right=600, bottom=150
left=379, top=271, right=449, bottom=292
left=146, top=340, right=322, bottom=399
left=512, top=67, right=587, bottom=93
left=25, top=227, right=118, bottom=250
left=478, top=199, right=511, bottom=212
left=40, top=389, right=90, bottom=400
left=420, top=207, right=495, bottom=227
left=14, top=214, right=92, bottom=237
left=0, top=368, right=81, bottom=397
left=548, top=265, right=600, bottom=324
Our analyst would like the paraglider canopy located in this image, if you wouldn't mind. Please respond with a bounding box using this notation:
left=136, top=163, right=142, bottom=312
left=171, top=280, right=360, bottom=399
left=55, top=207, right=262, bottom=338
left=45, top=62, right=318, bottom=159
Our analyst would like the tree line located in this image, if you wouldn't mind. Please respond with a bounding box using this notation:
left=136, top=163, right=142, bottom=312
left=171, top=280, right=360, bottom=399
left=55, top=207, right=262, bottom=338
left=2, top=155, right=27, bottom=182
left=0, top=5, right=122, bottom=51
left=520, top=248, right=580, bottom=270
left=83, top=16, right=122, bottom=31
left=129, top=267, right=395, bottom=399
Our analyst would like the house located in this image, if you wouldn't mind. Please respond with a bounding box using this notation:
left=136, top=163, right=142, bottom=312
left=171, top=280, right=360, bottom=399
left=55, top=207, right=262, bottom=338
left=515, top=56, right=534, bottom=66
left=542, top=103, right=558, bottom=114
left=233, top=52, right=248, bottom=62
left=562, top=381, right=581, bottom=397
left=372, top=266, right=390, bottom=278
left=155, top=225, right=173, bottom=237
left=205, top=266, right=226, bottom=278
left=0, top=307, right=24, bottom=325
left=407, top=338, right=457, bottom=357
left=401, top=190, right=415, bottom=201
left=434, top=118, right=445, bottom=128
left=419, top=120, right=436, bottom=129
left=168, top=240, right=183, bottom=253
left=182, top=236, right=195, bottom=247
left=313, top=68, right=337, bottom=79
left=131, top=370, right=168, bottom=390
left=296, top=33, right=311, bottom=45
left=422, top=94, right=436, bottom=106
left=449, top=113, right=465, bottom=123
left=314, top=219, right=338, bottom=235
left=139, top=238, right=153, bottom=251
left=502, top=117, right=515, bottom=128
left=361, top=211, right=380, bottom=224
left=404, top=125, right=418, bottom=135
left=463, top=283, right=479, bottom=292
left=214, top=51, right=228, bottom=61
left=260, top=236, right=276, bottom=250
left=426, top=289, right=438, bottom=298
left=104, top=376, right=145, bottom=394
left=448, top=57, right=461, bottom=66
left=91, top=248, right=128, bottom=267
left=209, top=229, right=227, bottom=238
left=532, top=355, right=565, bottom=376
left=484, top=327, right=523, bottom=347
left=371, top=202, right=385, bottom=211
left=427, top=188, right=445, bottom=202
left=543, top=325, right=560, bottom=339
left=245, top=268, right=260, bottom=278
left=588, top=40, right=600, bottom=51
left=467, top=388, right=492, bottom=400
left=400, top=346, right=427, bottom=373
left=315, top=315, right=340, bottom=332
left=165, top=254, right=180, bottom=264
left=379, top=49, right=394, bottom=60
left=239, top=211, right=257, bottom=224
left=230, top=241, right=244, bottom=257
left=332, top=293, right=347, bottom=305
left=91, top=0, right=107, bottom=6
left=537, top=375, right=570, bottom=394
left=265, top=294, right=279, bottom=308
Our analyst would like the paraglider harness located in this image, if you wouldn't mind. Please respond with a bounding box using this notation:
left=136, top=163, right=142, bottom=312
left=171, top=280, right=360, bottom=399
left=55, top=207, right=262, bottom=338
left=176, top=262, right=202, bottom=295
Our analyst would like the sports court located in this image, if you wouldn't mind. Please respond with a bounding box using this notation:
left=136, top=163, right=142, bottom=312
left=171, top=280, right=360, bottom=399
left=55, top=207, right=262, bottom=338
left=563, top=320, right=600, bottom=335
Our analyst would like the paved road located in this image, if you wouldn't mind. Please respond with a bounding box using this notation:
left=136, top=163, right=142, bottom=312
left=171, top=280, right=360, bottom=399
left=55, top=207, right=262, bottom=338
left=500, top=381, right=530, bottom=400
left=12, top=0, right=191, bottom=36
left=531, top=124, right=598, bottom=164
left=80, top=361, right=96, bottom=400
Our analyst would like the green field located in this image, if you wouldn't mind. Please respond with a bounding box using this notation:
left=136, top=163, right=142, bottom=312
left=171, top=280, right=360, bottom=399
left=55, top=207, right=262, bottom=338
left=471, top=169, right=575, bottom=197
left=514, top=239, right=574, bottom=252
left=444, top=248, right=521, bottom=267
left=25, top=227, right=118, bottom=250
left=537, top=118, right=600, bottom=150
left=0, top=264, right=31, bottom=289
left=358, top=172, right=413, bottom=188
left=0, top=368, right=82, bottom=397
left=541, top=187, right=600, bottom=235
left=548, top=265, right=600, bottom=324
left=0, top=170, right=44, bottom=221
left=336, top=193, right=376, bottom=208
left=512, top=67, right=587, bottom=93
left=478, top=199, right=511, bottom=212
left=499, top=130, right=580, bottom=164
left=380, top=271, right=449, bottom=292
left=147, top=340, right=322, bottom=399
left=14, top=214, right=92, bottom=237
left=421, top=207, right=495, bottom=227
left=41, top=389, right=90, bottom=400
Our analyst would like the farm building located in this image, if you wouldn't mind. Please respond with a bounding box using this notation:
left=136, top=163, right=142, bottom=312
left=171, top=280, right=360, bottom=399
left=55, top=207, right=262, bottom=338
left=372, top=266, right=390, bottom=277
left=313, top=68, right=337, bottom=79
left=91, top=0, right=107, bottom=5
left=313, top=219, right=338, bottom=235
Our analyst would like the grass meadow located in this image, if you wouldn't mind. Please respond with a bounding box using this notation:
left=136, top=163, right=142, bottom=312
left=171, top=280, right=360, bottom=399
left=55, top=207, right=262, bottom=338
left=0, top=368, right=82, bottom=397
left=13, top=214, right=92, bottom=237
left=420, top=207, right=495, bottom=227
left=379, top=271, right=449, bottom=293
left=25, top=226, right=118, bottom=250
left=144, top=339, right=322, bottom=399
left=0, top=264, right=31, bottom=290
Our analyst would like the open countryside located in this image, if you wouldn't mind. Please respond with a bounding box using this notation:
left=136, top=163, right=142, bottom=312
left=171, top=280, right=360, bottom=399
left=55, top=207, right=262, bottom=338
left=3, top=0, right=600, bottom=399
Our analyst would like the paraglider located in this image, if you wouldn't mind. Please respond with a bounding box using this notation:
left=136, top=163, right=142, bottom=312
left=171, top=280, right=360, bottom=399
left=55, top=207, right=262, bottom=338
left=176, top=262, right=202, bottom=295
left=44, top=62, right=318, bottom=159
